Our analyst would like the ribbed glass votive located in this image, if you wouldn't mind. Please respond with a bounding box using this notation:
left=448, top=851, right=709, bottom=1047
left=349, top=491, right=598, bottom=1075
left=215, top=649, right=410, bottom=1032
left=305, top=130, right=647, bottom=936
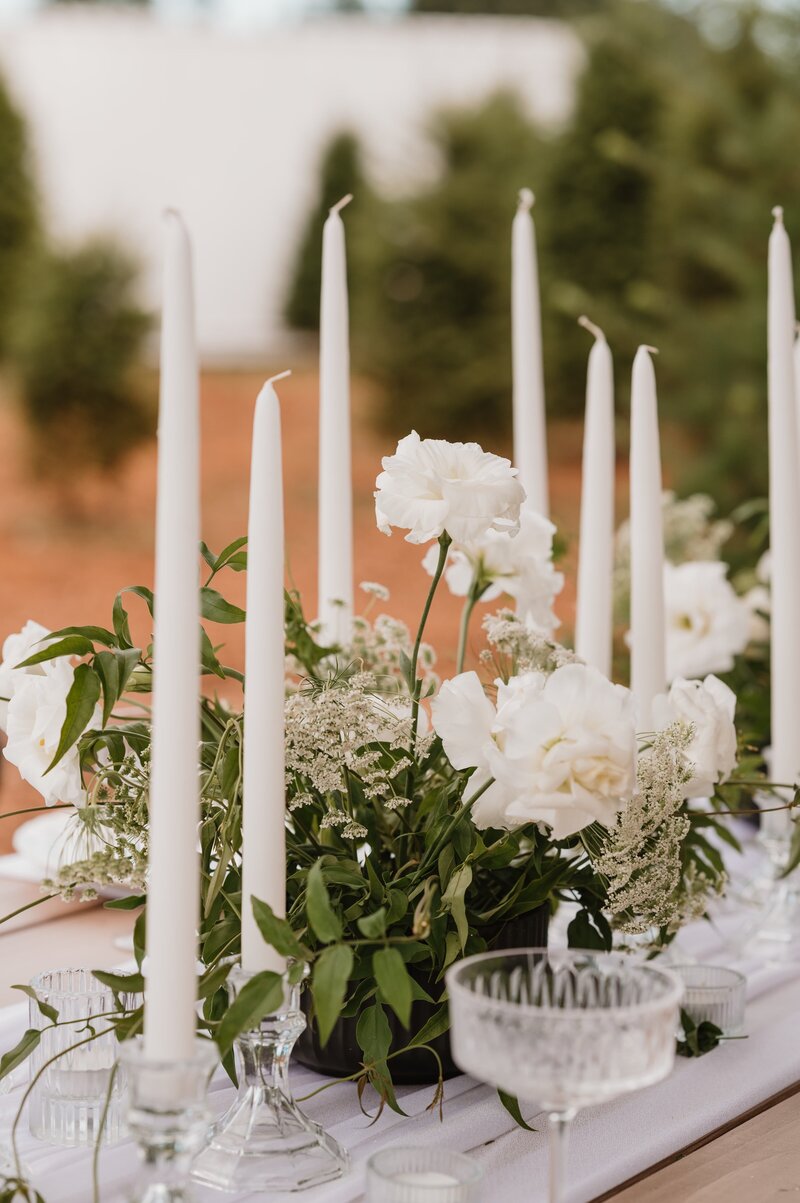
left=27, top=968, right=139, bottom=1147
left=366, top=1147, right=482, bottom=1202
left=672, top=964, right=746, bottom=1036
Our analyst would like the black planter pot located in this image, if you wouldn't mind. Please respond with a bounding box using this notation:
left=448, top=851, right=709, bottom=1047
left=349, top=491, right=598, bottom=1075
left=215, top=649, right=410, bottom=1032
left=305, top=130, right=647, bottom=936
left=294, top=904, right=550, bottom=1085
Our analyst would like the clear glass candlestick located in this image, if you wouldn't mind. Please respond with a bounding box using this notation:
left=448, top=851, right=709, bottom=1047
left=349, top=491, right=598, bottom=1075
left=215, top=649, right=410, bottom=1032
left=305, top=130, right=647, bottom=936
left=367, top=1147, right=482, bottom=1202
left=447, top=949, right=683, bottom=1203
left=120, top=1037, right=218, bottom=1203
left=28, top=968, right=141, bottom=1147
left=190, top=965, right=348, bottom=1194
left=672, top=964, right=746, bottom=1036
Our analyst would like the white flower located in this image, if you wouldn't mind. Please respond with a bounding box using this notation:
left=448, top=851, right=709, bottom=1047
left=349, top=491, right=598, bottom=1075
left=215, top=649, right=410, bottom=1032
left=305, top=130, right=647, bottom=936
left=756, top=550, right=771, bottom=584
left=663, top=561, right=749, bottom=681
left=743, top=584, right=770, bottom=644
left=359, top=581, right=390, bottom=601
left=421, top=506, right=563, bottom=633
left=431, top=664, right=637, bottom=839
left=0, top=621, right=73, bottom=732
left=375, top=431, right=525, bottom=545
left=653, top=674, right=738, bottom=798
left=3, top=670, right=99, bottom=807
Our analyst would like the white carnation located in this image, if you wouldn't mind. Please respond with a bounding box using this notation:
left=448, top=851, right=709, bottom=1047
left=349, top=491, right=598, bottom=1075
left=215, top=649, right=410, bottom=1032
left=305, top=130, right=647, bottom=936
left=3, top=671, right=99, bottom=807
left=432, top=664, right=637, bottom=839
left=663, top=561, right=749, bottom=681
left=375, top=431, right=525, bottom=545
left=653, top=674, right=738, bottom=798
left=0, top=621, right=73, bottom=732
left=422, top=506, right=563, bottom=633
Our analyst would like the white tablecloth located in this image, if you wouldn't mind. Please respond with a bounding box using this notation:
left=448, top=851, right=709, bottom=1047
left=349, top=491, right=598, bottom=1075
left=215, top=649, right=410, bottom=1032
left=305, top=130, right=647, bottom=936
left=1, top=831, right=798, bottom=1203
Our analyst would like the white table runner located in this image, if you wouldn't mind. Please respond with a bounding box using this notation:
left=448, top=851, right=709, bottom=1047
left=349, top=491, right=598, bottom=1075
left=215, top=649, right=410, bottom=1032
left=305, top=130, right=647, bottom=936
left=1, top=833, right=797, bottom=1203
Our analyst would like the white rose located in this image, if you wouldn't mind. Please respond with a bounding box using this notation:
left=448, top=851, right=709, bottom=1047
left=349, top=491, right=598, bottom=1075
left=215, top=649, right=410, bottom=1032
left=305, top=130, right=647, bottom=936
left=0, top=621, right=73, bottom=732
left=432, top=664, right=637, bottom=839
left=3, top=671, right=99, bottom=807
left=743, top=584, right=770, bottom=645
left=653, top=674, right=738, bottom=798
left=422, top=506, right=564, bottom=633
left=663, top=561, right=749, bottom=681
left=375, top=431, right=525, bottom=545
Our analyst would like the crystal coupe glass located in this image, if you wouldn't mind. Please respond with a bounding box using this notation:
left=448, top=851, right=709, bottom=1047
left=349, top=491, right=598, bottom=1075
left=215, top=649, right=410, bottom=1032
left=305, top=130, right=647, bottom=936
left=447, top=949, right=683, bottom=1203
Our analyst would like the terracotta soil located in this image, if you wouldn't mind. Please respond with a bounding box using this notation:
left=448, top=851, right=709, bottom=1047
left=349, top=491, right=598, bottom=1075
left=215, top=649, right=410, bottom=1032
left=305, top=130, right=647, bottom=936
left=0, top=368, right=625, bottom=854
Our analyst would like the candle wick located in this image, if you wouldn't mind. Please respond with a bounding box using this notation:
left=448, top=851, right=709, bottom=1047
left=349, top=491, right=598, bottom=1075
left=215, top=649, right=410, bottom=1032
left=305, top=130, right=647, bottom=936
left=330, top=194, right=353, bottom=215
left=517, top=187, right=535, bottom=212
left=772, top=205, right=784, bottom=224
left=266, top=369, right=292, bottom=386
left=578, top=315, right=605, bottom=342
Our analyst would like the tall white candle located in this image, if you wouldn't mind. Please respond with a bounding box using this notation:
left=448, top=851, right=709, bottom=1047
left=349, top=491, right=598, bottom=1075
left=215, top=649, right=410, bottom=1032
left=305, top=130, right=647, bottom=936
left=512, top=188, right=548, bottom=517
left=629, top=345, right=666, bottom=729
left=144, top=211, right=201, bottom=1062
left=318, top=194, right=354, bottom=646
left=575, top=317, right=615, bottom=677
left=766, top=208, right=800, bottom=839
left=241, top=374, right=289, bottom=974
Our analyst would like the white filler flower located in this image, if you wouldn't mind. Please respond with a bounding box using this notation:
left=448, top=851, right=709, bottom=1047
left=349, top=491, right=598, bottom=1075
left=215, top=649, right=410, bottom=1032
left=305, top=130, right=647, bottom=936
left=432, top=664, right=637, bottom=838
left=0, top=620, right=71, bottom=731
left=422, top=505, right=564, bottom=633
left=653, top=674, right=738, bottom=798
left=375, top=431, right=525, bottom=545
left=663, top=561, right=749, bottom=681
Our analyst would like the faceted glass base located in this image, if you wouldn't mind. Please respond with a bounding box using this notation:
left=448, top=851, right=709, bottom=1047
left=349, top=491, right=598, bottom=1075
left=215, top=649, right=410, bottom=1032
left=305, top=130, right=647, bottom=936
left=192, top=967, right=348, bottom=1194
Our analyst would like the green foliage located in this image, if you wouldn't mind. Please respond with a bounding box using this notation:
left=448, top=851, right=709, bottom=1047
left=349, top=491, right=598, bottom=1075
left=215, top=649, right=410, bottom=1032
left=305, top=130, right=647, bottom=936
left=0, top=71, right=38, bottom=360
left=10, top=240, right=152, bottom=478
left=284, top=132, right=376, bottom=333
left=676, top=1009, right=724, bottom=1058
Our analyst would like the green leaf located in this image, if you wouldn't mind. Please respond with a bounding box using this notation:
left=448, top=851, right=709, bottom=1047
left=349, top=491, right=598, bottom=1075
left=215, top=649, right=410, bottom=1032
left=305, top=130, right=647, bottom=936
left=251, top=896, right=310, bottom=960
left=676, top=1009, right=724, bottom=1058
left=94, top=648, right=140, bottom=726
left=200, top=587, right=246, bottom=625
left=306, top=860, right=342, bottom=944
left=567, top=908, right=612, bottom=952
left=46, top=664, right=101, bottom=773
left=441, top=863, right=472, bottom=950
left=356, top=999, right=392, bottom=1067
left=498, top=1090, right=536, bottom=1131
left=15, top=634, right=94, bottom=668
left=0, top=1029, right=40, bottom=1083
left=356, top=907, right=387, bottom=940
left=11, top=984, right=58, bottom=1024
left=782, top=818, right=800, bottom=878
left=312, top=944, right=353, bottom=1046
left=92, top=970, right=144, bottom=995
left=112, top=586, right=154, bottom=649
left=200, top=628, right=226, bottom=680
left=373, top=947, right=413, bottom=1029
left=216, top=970, right=284, bottom=1057
left=48, top=624, right=118, bottom=647
left=407, top=1003, right=450, bottom=1049
left=103, top=894, right=146, bottom=911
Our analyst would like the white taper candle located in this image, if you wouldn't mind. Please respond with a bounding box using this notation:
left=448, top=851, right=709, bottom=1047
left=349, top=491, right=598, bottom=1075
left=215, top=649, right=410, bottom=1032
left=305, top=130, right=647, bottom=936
left=765, top=207, right=800, bottom=839
left=241, top=374, right=289, bottom=973
left=512, top=188, right=548, bottom=517
left=629, top=345, right=667, bottom=729
left=318, top=194, right=354, bottom=646
left=144, top=211, right=201, bottom=1062
left=575, top=317, right=615, bottom=677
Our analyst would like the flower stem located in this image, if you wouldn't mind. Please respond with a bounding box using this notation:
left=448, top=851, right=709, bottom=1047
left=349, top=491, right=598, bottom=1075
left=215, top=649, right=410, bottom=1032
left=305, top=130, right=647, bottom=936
left=455, top=576, right=488, bottom=675
left=408, top=533, right=451, bottom=756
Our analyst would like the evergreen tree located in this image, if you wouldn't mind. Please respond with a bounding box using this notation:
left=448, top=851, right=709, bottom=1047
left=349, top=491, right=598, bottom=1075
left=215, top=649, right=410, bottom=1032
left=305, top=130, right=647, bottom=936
left=0, top=72, right=38, bottom=360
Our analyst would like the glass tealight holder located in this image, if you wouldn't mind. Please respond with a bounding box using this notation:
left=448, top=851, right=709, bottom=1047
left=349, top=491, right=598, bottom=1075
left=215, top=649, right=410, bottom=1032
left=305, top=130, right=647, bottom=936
left=672, top=964, right=746, bottom=1036
left=27, top=968, right=140, bottom=1147
left=366, top=1148, right=483, bottom=1203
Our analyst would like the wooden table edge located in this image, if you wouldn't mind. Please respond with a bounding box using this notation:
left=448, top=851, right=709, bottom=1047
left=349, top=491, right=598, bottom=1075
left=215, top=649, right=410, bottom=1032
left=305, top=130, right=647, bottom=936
left=590, top=1077, right=800, bottom=1201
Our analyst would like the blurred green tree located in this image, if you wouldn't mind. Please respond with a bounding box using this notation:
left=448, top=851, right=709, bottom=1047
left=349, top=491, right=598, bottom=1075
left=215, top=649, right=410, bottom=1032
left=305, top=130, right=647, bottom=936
left=284, top=132, right=375, bottom=333
left=0, top=73, right=38, bottom=360
left=11, top=241, right=152, bottom=483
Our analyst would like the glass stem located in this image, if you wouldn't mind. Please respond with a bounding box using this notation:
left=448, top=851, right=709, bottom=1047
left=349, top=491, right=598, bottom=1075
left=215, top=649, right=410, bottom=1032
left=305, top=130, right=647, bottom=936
left=547, top=1109, right=575, bottom=1203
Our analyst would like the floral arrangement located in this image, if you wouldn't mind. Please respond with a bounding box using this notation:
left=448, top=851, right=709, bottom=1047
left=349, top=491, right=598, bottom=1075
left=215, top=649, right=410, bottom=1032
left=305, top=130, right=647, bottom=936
left=0, top=433, right=754, bottom=1130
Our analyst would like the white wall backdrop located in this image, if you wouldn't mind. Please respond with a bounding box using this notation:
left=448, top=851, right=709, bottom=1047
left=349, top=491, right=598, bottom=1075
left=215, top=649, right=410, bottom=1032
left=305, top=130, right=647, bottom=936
left=0, top=9, right=580, bottom=359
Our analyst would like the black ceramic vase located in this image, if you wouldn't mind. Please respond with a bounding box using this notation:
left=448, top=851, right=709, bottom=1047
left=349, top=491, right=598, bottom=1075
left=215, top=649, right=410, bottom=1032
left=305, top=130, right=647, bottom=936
left=293, top=904, right=550, bottom=1085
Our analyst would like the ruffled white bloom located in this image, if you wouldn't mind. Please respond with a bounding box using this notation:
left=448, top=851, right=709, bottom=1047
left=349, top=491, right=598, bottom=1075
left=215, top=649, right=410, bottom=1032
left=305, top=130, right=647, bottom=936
left=663, top=561, right=749, bottom=681
left=3, top=670, right=99, bottom=807
left=375, top=431, right=525, bottom=545
left=431, top=664, right=637, bottom=838
left=0, top=621, right=72, bottom=732
left=653, top=674, right=738, bottom=798
left=421, top=506, right=563, bottom=633
left=743, top=584, right=770, bottom=645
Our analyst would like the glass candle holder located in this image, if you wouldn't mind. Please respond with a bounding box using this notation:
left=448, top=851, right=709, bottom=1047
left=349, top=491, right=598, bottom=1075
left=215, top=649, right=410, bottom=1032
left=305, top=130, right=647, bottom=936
left=672, top=964, right=746, bottom=1036
left=27, top=968, right=140, bottom=1147
left=366, top=1148, right=482, bottom=1203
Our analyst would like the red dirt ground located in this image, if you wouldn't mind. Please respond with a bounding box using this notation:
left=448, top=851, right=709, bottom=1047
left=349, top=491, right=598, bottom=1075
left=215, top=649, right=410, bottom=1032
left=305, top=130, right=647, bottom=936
left=0, top=369, right=625, bottom=853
